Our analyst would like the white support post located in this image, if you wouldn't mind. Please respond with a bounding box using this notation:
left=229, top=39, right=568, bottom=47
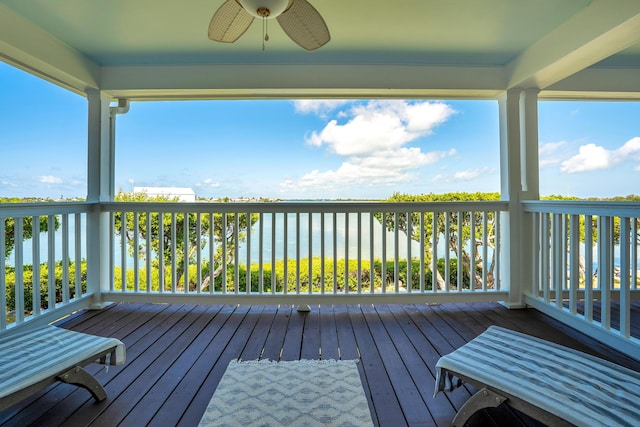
left=498, top=89, right=525, bottom=308
left=86, top=90, right=113, bottom=309
left=519, top=89, right=540, bottom=302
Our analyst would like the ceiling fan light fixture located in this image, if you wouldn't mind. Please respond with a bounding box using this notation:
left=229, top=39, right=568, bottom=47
left=237, top=0, right=291, bottom=19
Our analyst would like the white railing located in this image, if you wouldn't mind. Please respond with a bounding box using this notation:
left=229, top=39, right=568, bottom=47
left=524, top=200, right=640, bottom=358
left=100, top=201, right=508, bottom=305
left=0, top=202, right=93, bottom=331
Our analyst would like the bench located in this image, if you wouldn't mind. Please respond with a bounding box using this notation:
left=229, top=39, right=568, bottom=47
left=434, top=326, right=640, bottom=427
left=0, top=324, right=126, bottom=411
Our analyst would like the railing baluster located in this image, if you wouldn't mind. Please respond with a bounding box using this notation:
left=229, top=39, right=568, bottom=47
left=584, top=215, right=593, bottom=322
left=283, top=213, right=288, bottom=295
left=121, top=211, right=127, bottom=293
left=196, top=212, right=202, bottom=294
left=407, top=211, right=412, bottom=293
left=260, top=212, right=264, bottom=295
left=234, top=214, right=239, bottom=294
left=15, top=218, right=24, bottom=323
left=619, top=217, right=631, bottom=338
left=321, top=212, right=326, bottom=295
left=146, top=212, right=153, bottom=293
left=552, top=213, right=563, bottom=308
left=74, top=213, right=82, bottom=298
left=598, top=216, right=612, bottom=330
left=495, top=211, right=501, bottom=291
left=133, top=212, right=140, bottom=293
left=357, top=212, right=362, bottom=294
left=344, top=212, right=349, bottom=295
left=568, top=214, right=580, bottom=314
left=271, top=212, right=276, bottom=294
left=541, top=213, right=550, bottom=303
left=259, top=212, right=264, bottom=294
left=482, top=211, right=488, bottom=292
left=469, top=212, right=475, bottom=292
left=32, top=215, right=41, bottom=315
left=61, top=214, right=70, bottom=304
left=208, top=212, right=214, bottom=294
left=332, top=212, right=337, bottom=294
left=370, top=211, right=375, bottom=295
left=171, top=213, right=177, bottom=294
left=393, top=212, right=399, bottom=293
left=295, top=212, right=300, bottom=295
left=159, top=212, right=165, bottom=293
left=432, top=212, right=438, bottom=292
left=457, top=212, right=463, bottom=292
left=47, top=215, right=56, bottom=310
left=443, top=212, right=450, bottom=292
left=632, top=218, right=638, bottom=290
left=381, top=212, right=387, bottom=293
left=308, top=212, right=313, bottom=295
left=246, top=211, right=252, bottom=295
left=183, top=212, right=190, bottom=293
left=221, top=213, right=227, bottom=294
left=420, top=211, right=425, bottom=293
left=0, top=218, right=6, bottom=330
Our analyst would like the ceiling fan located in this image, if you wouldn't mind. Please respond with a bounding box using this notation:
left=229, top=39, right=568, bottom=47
left=208, top=0, right=330, bottom=51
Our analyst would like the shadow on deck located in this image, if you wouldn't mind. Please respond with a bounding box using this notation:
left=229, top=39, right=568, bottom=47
left=1, top=302, right=639, bottom=427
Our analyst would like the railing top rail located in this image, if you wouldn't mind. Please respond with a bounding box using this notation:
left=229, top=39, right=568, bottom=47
left=99, top=200, right=509, bottom=214
left=522, top=200, right=640, bottom=217
left=0, top=202, right=94, bottom=218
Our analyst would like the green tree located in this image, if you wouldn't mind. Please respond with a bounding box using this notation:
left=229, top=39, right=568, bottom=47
left=378, top=192, right=500, bottom=289
left=2, top=197, right=60, bottom=259
left=113, top=191, right=259, bottom=291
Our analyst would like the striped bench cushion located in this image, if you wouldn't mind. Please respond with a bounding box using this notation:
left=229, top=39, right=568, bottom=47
left=0, top=325, right=125, bottom=399
left=435, top=326, right=640, bottom=427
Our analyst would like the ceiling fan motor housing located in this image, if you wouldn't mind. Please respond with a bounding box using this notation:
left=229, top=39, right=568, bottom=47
left=237, top=0, right=291, bottom=19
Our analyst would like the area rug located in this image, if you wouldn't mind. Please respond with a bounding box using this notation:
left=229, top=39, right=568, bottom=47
left=198, top=359, right=374, bottom=427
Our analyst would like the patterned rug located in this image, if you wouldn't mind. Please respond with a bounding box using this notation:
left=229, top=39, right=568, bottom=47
left=198, top=359, right=374, bottom=427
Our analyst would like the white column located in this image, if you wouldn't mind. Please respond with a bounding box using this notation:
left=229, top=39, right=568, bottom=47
left=520, top=89, right=540, bottom=199
left=86, top=90, right=113, bottom=308
left=498, top=89, right=525, bottom=308
left=499, top=88, right=540, bottom=308
left=519, top=89, right=540, bottom=303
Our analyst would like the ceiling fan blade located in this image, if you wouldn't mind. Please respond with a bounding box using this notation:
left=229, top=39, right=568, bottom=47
left=208, top=0, right=255, bottom=43
left=276, top=0, right=330, bottom=51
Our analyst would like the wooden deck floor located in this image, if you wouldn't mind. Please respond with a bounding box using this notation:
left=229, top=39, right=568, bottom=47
left=1, top=302, right=639, bottom=427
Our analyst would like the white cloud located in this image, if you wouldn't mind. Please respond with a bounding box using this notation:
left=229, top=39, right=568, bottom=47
left=432, top=167, right=494, bottom=183
left=282, top=101, right=457, bottom=194
left=539, top=141, right=566, bottom=168
left=292, top=100, right=350, bottom=116
left=196, top=178, right=221, bottom=188
left=37, top=175, right=63, bottom=184
left=561, top=137, right=640, bottom=173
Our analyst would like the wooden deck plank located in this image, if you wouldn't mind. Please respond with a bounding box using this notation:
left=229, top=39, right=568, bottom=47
left=176, top=305, right=260, bottom=427
left=115, top=305, right=226, bottom=427
left=280, top=307, right=305, bottom=361
left=0, top=302, right=638, bottom=427
left=377, top=304, right=457, bottom=426
left=145, top=304, right=244, bottom=427
left=348, top=304, right=408, bottom=427
left=260, top=305, right=293, bottom=360
left=58, top=305, right=206, bottom=427
left=318, top=304, right=340, bottom=360
left=300, top=304, right=321, bottom=359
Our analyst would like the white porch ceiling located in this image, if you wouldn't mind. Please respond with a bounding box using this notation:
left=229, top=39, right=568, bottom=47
left=1, top=0, right=639, bottom=100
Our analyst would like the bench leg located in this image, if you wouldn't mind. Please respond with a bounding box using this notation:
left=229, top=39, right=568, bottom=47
left=57, top=366, right=108, bottom=402
left=453, top=387, right=507, bottom=426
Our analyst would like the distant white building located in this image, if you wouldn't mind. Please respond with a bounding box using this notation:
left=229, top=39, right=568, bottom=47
left=133, top=186, right=196, bottom=202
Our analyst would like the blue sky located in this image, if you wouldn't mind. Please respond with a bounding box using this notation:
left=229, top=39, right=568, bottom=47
left=1, top=61, right=639, bottom=200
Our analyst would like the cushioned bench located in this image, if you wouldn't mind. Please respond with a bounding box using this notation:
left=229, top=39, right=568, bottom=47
left=434, top=326, right=640, bottom=427
left=0, top=324, right=126, bottom=411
